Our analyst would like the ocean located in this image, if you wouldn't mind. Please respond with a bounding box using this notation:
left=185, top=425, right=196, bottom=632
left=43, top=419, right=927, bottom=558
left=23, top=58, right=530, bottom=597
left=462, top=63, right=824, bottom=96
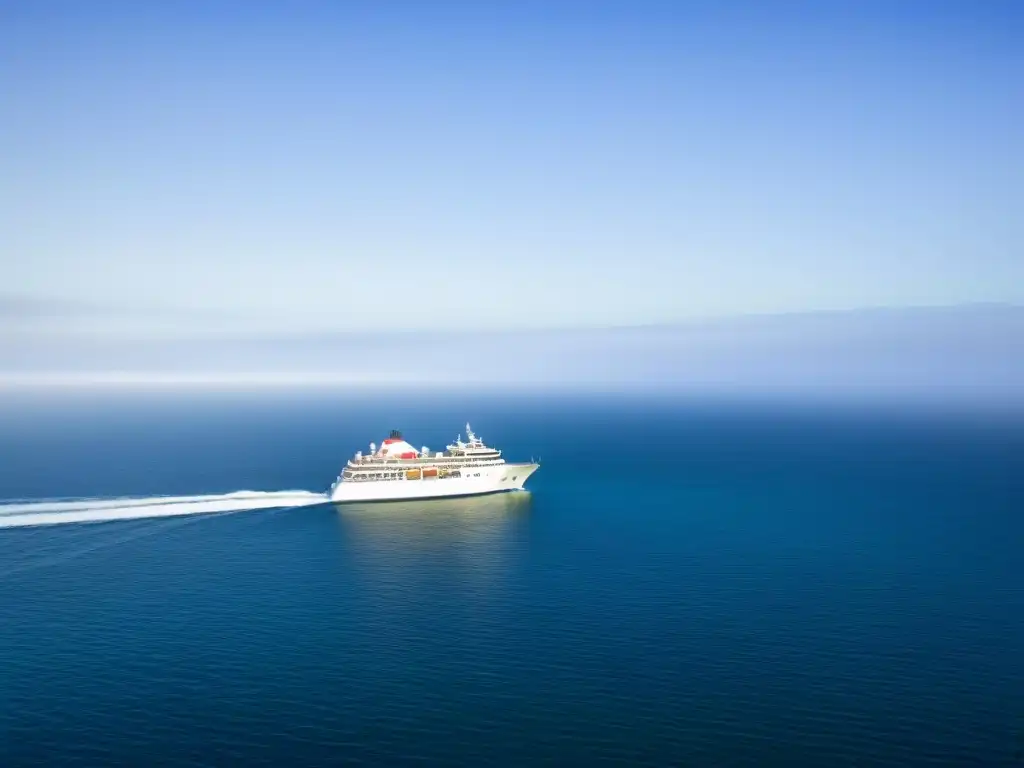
left=0, top=390, right=1022, bottom=766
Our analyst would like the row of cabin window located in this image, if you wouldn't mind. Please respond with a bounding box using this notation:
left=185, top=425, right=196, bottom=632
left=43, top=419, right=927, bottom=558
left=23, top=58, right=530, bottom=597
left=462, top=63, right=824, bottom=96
left=345, top=471, right=466, bottom=481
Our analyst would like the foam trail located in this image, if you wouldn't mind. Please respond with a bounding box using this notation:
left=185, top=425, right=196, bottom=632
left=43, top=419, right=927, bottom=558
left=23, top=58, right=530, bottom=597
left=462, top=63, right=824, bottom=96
left=0, top=490, right=327, bottom=528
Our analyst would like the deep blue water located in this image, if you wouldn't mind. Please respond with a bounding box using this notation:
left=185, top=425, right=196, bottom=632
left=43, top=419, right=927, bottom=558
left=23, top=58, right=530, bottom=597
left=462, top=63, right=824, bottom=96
left=0, top=391, right=1022, bottom=766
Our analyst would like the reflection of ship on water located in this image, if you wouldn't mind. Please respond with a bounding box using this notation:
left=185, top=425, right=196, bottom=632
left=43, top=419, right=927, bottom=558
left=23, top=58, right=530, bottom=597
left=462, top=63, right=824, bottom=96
left=334, top=491, right=533, bottom=552
left=335, top=490, right=532, bottom=526
left=334, top=492, right=533, bottom=634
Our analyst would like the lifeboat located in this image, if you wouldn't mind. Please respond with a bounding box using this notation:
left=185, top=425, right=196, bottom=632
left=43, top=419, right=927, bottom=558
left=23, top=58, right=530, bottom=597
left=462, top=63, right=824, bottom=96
left=423, top=467, right=439, bottom=479
left=406, top=469, right=422, bottom=480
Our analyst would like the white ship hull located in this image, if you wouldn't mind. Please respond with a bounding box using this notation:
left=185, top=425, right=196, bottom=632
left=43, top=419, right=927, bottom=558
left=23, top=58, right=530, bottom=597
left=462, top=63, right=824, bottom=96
left=329, top=462, right=539, bottom=503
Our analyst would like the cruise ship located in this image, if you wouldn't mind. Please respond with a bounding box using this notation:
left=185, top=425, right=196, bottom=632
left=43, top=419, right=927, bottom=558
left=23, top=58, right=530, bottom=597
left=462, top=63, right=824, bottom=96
left=328, top=424, right=539, bottom=503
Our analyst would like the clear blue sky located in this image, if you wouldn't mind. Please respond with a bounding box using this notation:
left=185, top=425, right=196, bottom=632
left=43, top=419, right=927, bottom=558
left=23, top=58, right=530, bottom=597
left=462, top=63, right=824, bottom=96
left=2, top=0, right=1021, bottom=332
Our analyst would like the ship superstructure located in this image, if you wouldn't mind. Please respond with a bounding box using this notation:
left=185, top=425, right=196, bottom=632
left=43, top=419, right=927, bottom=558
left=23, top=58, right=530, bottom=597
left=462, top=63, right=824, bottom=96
left=328, top=424, right=539, bottom=503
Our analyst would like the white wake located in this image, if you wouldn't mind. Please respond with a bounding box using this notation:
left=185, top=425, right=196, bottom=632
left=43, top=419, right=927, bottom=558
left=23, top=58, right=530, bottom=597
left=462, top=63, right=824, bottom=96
left=0, top=490, right=328, bottom=528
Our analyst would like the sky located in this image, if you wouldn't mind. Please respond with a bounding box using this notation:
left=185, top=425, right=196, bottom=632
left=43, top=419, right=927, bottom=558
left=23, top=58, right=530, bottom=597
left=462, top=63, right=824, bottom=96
left=1, top=1, right=1022, bottom=396
left=2, top=0, right=1021, bottom=332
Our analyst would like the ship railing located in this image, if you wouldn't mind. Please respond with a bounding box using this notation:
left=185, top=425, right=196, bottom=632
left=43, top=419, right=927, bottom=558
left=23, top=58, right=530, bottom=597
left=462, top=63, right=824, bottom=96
left=348, top=456, right=501, bottom=466
left=347, top=462, right=502, bottom=471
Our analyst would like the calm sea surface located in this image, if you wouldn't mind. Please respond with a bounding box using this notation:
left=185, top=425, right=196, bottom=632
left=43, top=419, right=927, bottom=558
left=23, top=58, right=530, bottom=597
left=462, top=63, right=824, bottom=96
left=0, top=391, right=1022, bottom=766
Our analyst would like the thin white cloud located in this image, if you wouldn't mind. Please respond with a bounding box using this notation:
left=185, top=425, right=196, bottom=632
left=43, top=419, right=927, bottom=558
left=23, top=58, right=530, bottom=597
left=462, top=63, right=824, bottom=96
left=0, top=304, right=1020, bottom=400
